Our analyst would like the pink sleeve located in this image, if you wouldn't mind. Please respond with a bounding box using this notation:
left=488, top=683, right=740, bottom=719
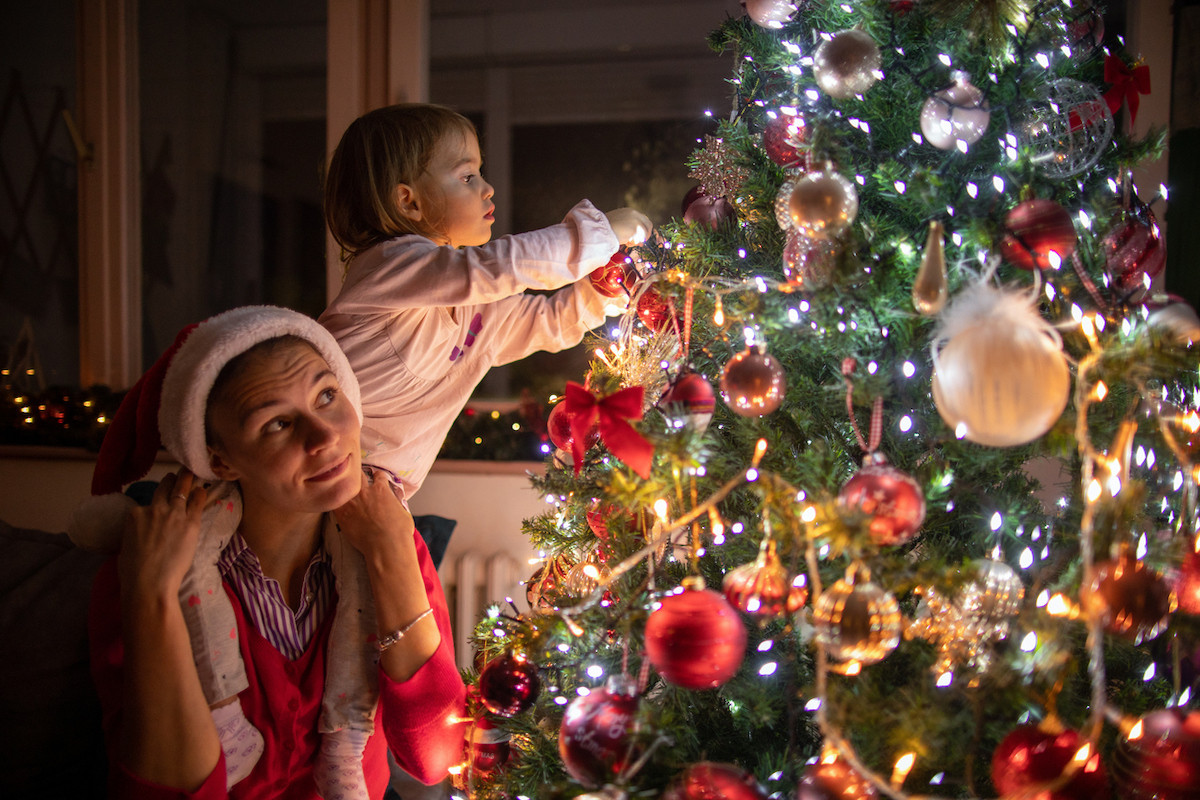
left=488, top=278, right=615, bottom=366
left=378, top=532, right=468, bottom=785
left=89, top=559, right=229, bottom=800
left=324, top=200, right=618, bottom=315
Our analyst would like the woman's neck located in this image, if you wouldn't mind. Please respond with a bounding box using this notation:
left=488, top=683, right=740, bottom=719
left=237, top=496, right=324, bottom=611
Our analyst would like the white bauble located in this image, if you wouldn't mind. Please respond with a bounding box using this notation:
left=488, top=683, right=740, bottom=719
left=920, top=78, right=991, bottom=150
left=813, top=29, right=882, bottom=99
left=744, top=0, right=797, bottom=28
left=931, top=277, right=1070, bottom=447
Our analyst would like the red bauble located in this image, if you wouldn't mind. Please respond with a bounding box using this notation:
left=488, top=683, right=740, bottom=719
left=992, top=725, right=1110, bottom=800
left=645, top=585, right=747, bottom=689
left=659, top=371, right=717, bottom=433
left=1103, top=216, right=1165, bottom=295
left=762, top=112, right=807, bottom=167
left=478, top=652, right=540, bottom=717
left=590, top=249, right=638, bottom=298
left=636, top=287, right=681, bottom=331
left=469, top=717, right=511, bottom=774
left=585, top=500, right=639, bottom=541
left=720, top=345, right=787, bottom=417
left=1080, top=551, right=1172, bottom=644
left=547, top=401, right=600, bottom=452
left=683, top=189, right=737, bottom=230
left=797, top=761, right=878, bottom=800
left=1177, top=549, right=1200, bottom=615
left=1112, top=709, right=1200, bottom=800
left=722, top=546, right=808, bottom=620
left=837, top=457, right=926, bottom=546
left=667, top=762, right=768, bottom=800
left=558, top=676, right=639, bottom=787
left=999, top=199, right=1078, bottom=271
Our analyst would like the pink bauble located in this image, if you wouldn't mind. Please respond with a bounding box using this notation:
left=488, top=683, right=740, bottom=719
left=478, top=652, right=540, bottom=717
left=645, top=587, right=747, bottom=689
left=920, top=79, right=991, bottom=150
left=547, top=401, right=600, bottom=453
left=683, top=191, right=737, bottom=230
left=720, top=346, right=787, bottom=417
left=558, top=677, right=639, bottom=787
left=669, top=762, right=768, bottom=800
left=837, top=460, right=926, bottom=545
left=743, top=0, right=797, bottom=29
left=999, top=198, right=1077, bottom=271
left=762, top=112, right=807, bottom=167
left=992, top=725, right=1110, bottom=800
left=1103, top=215, right=1165, bottom=294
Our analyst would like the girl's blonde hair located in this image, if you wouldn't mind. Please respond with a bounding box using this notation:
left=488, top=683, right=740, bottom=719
left=324, top=103, right=477, bottom=260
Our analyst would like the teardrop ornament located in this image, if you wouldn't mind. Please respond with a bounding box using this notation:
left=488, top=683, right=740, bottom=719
left=913, top=220, right=948, bottom=316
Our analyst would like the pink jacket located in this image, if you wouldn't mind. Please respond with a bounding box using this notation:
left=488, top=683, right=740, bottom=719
left=319, top=200, right=620, bottom=497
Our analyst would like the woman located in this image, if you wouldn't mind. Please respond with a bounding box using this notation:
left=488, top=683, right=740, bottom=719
left=87, top=306, right=466, bottom=799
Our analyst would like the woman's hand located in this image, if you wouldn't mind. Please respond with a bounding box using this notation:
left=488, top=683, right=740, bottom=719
left=118, top=470, right=207, bottom=600
left=333, top=468, right=416, bottom=566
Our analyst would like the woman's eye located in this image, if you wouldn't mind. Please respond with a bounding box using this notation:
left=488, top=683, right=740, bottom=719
left=318, top=388, right=338, bottom=406
left=264, top=418, right=287, bottom=434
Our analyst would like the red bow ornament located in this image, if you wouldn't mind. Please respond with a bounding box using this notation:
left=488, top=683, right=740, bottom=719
left=1104, top=55, right=1150, bottom=127
left=562, top=381, right=655, bottom=479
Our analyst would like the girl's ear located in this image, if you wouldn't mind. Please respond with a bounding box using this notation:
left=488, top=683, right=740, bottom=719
left=395, top=183, right=423, bottom=221
left=208, top=447, right=240, bottom=482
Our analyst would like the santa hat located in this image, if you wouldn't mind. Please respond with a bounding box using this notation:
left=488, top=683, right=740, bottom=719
left=91, top=305, right=362, bottom=494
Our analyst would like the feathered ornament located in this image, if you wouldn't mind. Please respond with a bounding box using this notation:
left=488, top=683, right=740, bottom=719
left=925, top=0, right=1033, bottom=53
left=689, top=136, right=748, bottom=200
left=930, top=262, right=1070, bottom=447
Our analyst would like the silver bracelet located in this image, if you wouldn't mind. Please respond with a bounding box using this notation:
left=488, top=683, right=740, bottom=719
left=375, top=608, right=434, bottom=652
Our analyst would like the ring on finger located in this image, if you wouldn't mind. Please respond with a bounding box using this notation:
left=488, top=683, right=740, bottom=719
left=172, top=493, right=188, bottom=502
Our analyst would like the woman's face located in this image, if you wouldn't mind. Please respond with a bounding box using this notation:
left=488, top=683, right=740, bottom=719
left=206, top=342, right=362, bottom=515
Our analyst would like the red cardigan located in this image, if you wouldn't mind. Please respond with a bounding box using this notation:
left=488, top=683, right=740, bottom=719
left=89, top=531, right=467, bottom=799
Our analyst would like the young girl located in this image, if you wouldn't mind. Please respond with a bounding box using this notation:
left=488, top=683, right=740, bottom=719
left=84, top=306, right=462, bottom=799
left=319, top=103, right=651, bottom=498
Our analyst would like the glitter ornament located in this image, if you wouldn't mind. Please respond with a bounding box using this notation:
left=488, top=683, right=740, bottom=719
left=813, top=568, right=902, bottom=667
left=1017, top=78, right=1114, bottom=178
left=645, top=579, right=747, bottom=689
left=636, top=286, right=680, bottom=331
left=659, top=371, right=717, bottom=433
left=992, top=724, right=1111, bottom=800
left=912, top=220, right=948, bottom=315
left=796, top=760, right=879, bottom=800
left=762, top=112, right=807, bottom=167
left=526, top=555, right=572, bottom=613
left=548, top=400, right=601, bottom=453
left=722, top=541, right=808, bottom=620
left=775, top=177, right=798, bottom=231
left=783, top=233, right=839, bottom=291
left=479, top=652, right=541, bottom=717
left=788, top=169, right=859, bottom=240
left=469, top=717, right=511, bottom=774
left=1103, top=214, right=1166, bottom=296
left=920, top=75, right=991, bottom=150
left=590, top=249, right=637, bottom=298
left=813, top=29, right=882, bottom=99
left=689, top=136, right=748, bottom=200
left=664, top=762, right=768, bottom=800
left=999, top=198, right=1078, bottom=271
left=720, top=345, right=787, bottom=417
left=1080, top=550, right=1173, bottom=644
left=837, top=454, right=926, bottom=546
left=931, top=275, right=1070, bottom=447
left=744, top=0, right=797, bottom=29
left=1112, top=709, right=1200, bottom=800
left=558, top=674, right=639, bottom=788
left=959, top=558, right=1025, bottom=634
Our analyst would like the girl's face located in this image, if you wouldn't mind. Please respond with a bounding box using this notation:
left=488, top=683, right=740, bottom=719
left=411, top=130, right=495, bottom=248
left=207, top=343, right=362, bottom=516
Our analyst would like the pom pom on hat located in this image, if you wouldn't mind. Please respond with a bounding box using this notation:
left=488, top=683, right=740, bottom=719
left=91, top=306, right=362, bottom=495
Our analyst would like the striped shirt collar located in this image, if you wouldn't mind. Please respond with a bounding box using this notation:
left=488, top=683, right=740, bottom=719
left=217, top=523, right=335, bottom=661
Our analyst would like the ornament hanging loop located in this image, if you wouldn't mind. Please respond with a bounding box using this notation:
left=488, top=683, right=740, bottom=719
left=842, top=358, right=883, bottom=455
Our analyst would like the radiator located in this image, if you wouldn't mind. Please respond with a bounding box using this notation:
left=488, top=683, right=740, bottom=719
left=452, top=552, right=525, bottom=670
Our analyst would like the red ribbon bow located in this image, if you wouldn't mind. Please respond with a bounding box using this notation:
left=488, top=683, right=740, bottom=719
left=562, top=381, right=654, bottom=479
left=1104, top=55, right=1150, bottom=127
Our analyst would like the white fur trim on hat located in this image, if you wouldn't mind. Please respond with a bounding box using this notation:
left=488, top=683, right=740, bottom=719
left=159, top=306, right=362, bottom=481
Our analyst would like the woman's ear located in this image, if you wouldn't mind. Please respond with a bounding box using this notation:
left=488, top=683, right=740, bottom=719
left=395, top=183, right=423, bottom=222
left=208, top=447, right=240, bottom=482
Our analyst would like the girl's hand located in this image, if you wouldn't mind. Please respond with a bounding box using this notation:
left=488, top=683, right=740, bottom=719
left=118, top=470, right=207, bottom=599
left=604, top=208, right=652, bottom=246
left=333, top=468, right=416, bottom=564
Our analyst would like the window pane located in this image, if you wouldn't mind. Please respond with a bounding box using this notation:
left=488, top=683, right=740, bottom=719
left=0, top=1, right=78, bottom=389
left=139, top=0, right=327, bottom=364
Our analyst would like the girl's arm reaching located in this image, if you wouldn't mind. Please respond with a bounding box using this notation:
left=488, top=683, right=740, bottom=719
left=324, top=200, right=619, bottom=316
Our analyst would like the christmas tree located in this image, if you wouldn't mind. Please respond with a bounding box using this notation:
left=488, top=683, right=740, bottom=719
left=460, top=2, right=1200, bottom=798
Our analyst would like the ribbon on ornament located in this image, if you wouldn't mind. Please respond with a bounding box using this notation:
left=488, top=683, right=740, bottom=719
left=1103, top=55, right=1150, bottom=127
left=842, top=358, right=883, bottom=455
left=563, top=381, right=654, bottom=478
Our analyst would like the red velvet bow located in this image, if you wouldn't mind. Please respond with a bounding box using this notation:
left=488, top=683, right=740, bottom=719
left=1104, top=55, right=1150, bottom=127
left=563, top=381, right=654, bottom=479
